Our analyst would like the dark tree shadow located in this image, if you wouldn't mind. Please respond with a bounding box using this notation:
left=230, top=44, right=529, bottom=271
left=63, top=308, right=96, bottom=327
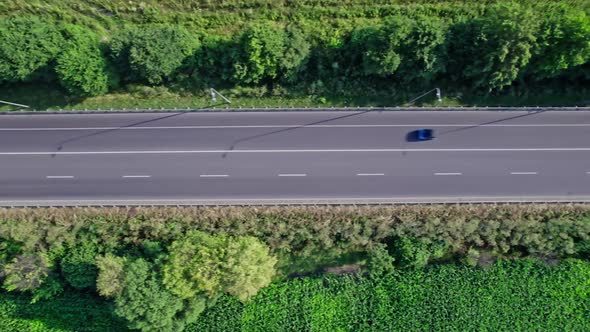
left=221, top=109, right=373, bottom=158
left=437, top=110, right=545, bottom=136
left=52, top=102, right=228, bottom=157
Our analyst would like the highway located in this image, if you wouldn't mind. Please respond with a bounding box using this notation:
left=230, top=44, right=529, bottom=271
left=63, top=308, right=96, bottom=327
left=0, top=110, right=589, bottom=205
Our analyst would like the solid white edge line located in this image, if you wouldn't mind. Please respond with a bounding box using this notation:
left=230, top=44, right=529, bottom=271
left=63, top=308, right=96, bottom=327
left=2, top=148, right=590, bottom=155
left=46, top=176, right=74, bottom=179
left=3, top=124, right=590, bottom=131
left=199, top=174, right=229, bottom=178
left=510, top=172, right=538, bottom=175
left=122, top=175, right=151, bottom=178
left=278, top=174, right=307, bottom=177
left=434, top=172, right=462, bottom=176
left=356, top=173, right=385, bottom=176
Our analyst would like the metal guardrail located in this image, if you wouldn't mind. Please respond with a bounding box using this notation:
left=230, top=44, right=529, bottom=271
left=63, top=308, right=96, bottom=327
left=1, top=106, right=590, bottom=115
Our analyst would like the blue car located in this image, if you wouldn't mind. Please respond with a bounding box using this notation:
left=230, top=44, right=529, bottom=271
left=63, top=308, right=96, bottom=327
left=417, top=128, right=434, bottom=141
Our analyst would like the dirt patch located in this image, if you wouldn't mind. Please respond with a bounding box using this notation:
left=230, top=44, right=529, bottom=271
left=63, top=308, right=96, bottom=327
left=322, top=263, right=362, bottom=275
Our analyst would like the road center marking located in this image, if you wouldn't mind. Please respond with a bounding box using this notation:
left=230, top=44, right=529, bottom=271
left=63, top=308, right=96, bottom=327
left=278, top=174, right=307, bottom=177
left=199, top=174, right=229, bottom=178
left=357, top=173, right=385, bottom=176
left=434, top=172, right=462, bottom=176
left=510, top=172, right=538, bottom=175
left=46, top=175, right=74, bottom=179
left=122, top=175, right=151, bottom=178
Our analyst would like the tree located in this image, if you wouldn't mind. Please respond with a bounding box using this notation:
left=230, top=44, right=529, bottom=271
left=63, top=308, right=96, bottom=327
left=233, top=23, right=287, bottom=84
left=60, top=240, right=100, bottom=289
left=346, top=16, right=413, bottom=78
left=96, top=254, right=126, bottom=298
left=55, top=25, right=110, bottom=96
left=365, top=243, right=395, bottom=278
left=396, top=16, right=447, bottom=84
left=280, top=25, right=311, bottom=83
left=110, top=25, right=198, bottom=84
left=163, top=231, right=277, bottom=302
left=192, top=35, right=240, bottom=86
left=2, top=254, right=49, bottom=292
left=390, top=236, right=448, bottom=269
left=114, top=258, right=206, bottom=332
left=527, top=8, right=590, bottom=80
left=0, top=16, right=64, bottom=83
left=447, top=3, right=538, bottom=91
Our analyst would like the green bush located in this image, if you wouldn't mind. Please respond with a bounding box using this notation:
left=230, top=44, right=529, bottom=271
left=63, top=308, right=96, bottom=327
left=0, top=16, right=63, bottom=83
left=233, top=23, right=288, bottom=84
left=114, top=258, right=206, bottom=332
left=2, top=255, right=49, bottom=292
left=0, top=290, right=127, bottom=331
left=55, top=25, right=110, bottom=96
left=96, top=254, right=126, bottom=298
left=527, top=6, right=590, bottom=80
left=447, top=3, right=538, bottom=91
left=365, top=243, right=395, bottom=278
left=110, top=25, right=198, bottom=85
left=163, top=231, right=277, bottom=301
left=60, top=240, right=101, bottom=290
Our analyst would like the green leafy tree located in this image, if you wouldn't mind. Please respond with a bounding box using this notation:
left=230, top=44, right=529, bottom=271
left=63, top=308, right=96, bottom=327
left=347, top=16, right=412, bottom=78
left=527, top=8, right=590, bottom=80
left=96, top=254, right=126, bottom=298
left=1, top=253, right=64, bottom=303
left=60, top=240, right=100, bottom=289
left=0, top=238, right=22, bottom=266
left=163, top=231, right=277, bottom=301
left=365, top=243, right=395, bottom=278
left=396, top=16, right=447, bottom=84
left=55, top=25, right=110, bottom=96
left=0, top=16, right=64, bottom=83
left=280, top=25, right=311, bottom=83
left=390, top=237, right=448, bottom=269
left=233, top=23, right=287, bottom=84
left=2, top=255, right=49, bottom=292
left=192, top=35, right=241, bottom=86
left=114, top=258, right=206, bottom=332
left=110, top=25, right=198, bottom=84
left=447, top=3, right=538, bottom=91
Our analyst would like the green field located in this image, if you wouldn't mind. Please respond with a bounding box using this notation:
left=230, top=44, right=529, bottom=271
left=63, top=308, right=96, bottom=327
left=192, top=260, right=590, bottom=331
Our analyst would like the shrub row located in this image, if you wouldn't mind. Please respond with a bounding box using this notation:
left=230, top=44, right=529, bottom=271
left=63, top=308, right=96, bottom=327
left=1, top=204, right=589, bottom=262
left=0, top=2, right=588, bottom=99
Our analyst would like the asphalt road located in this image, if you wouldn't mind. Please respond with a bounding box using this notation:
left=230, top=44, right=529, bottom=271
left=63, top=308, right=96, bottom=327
left=1, top=110, right=590, bottom=205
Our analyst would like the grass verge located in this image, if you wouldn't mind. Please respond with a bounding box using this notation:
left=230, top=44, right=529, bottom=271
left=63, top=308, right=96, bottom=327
left=1, top=83, right=589, bottom=112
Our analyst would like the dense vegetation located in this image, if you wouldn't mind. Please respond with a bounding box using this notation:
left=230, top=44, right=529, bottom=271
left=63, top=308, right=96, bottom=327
left=0, top=0, right=588, bottom=108
left=0, top=205, right=589, bottom=330
left=192, top=260, right=590, bottom=331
